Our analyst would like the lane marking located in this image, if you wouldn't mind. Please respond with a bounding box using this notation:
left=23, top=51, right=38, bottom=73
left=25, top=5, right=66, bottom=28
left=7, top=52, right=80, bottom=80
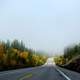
left=18, top=67, right=47, bottom=80
left=56, top=68, right=71, bottom=80
left=18, top=73, right=33, bottom=80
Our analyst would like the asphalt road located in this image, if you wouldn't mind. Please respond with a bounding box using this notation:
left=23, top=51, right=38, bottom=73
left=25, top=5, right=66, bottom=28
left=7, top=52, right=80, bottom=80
left=0, top=65, right=80, bottom=80
left=0, top=58, right=80, bottom=80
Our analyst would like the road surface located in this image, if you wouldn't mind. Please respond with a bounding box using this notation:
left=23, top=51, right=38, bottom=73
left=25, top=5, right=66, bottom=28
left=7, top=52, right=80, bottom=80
left=0, top=58, right=80, bottom=80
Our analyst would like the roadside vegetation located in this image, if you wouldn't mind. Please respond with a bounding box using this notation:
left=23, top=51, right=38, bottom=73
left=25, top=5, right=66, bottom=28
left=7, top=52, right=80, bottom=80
left=54, top=43, right=80, bottom=73
left=0, top=40, right=47, bottom=71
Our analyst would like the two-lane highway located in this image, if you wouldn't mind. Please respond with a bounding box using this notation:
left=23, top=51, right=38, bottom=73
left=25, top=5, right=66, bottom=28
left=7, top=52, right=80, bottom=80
left=0, top=58, right=80, bottom=80
left=0, top=66, right=67, bottom=80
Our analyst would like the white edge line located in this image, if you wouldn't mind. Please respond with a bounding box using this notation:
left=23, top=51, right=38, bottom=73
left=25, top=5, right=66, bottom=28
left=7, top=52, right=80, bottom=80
left=56, top=68, right=71, bottom=80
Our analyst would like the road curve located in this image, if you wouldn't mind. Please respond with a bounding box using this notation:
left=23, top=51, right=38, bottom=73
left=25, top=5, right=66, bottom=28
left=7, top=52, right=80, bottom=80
left=0, top=65, right=80, bottom=80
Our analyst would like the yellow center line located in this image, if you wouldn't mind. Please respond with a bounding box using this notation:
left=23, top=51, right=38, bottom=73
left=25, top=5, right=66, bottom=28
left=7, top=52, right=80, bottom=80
left=18, top=73, right=33, bottom=80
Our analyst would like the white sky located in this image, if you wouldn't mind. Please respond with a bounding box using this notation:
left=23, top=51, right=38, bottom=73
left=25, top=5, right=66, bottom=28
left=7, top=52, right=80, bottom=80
left=0, top=0, right=80, bottom=54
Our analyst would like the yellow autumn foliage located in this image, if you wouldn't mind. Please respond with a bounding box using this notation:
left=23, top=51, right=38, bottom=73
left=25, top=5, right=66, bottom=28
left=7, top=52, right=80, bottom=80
left=0, top=43, right=5, bottom=59
left=20, top=51, right=28, bottom=59
left=10, top=60, right=17, bottom=66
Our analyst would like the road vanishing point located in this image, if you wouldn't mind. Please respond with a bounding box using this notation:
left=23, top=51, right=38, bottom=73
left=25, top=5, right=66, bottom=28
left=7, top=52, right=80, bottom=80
left=0, top=58, right=80, bottom=80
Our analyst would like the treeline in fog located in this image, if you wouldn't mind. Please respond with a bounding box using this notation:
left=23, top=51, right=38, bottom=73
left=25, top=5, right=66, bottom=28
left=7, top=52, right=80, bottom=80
left=54, top=43, right=80, bottom=72
left=0, top=40, right=47, bottom=71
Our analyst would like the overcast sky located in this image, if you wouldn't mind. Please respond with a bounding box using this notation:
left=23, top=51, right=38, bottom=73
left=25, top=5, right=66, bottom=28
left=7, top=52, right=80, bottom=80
left=0, top=0, right=80, bottom=54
